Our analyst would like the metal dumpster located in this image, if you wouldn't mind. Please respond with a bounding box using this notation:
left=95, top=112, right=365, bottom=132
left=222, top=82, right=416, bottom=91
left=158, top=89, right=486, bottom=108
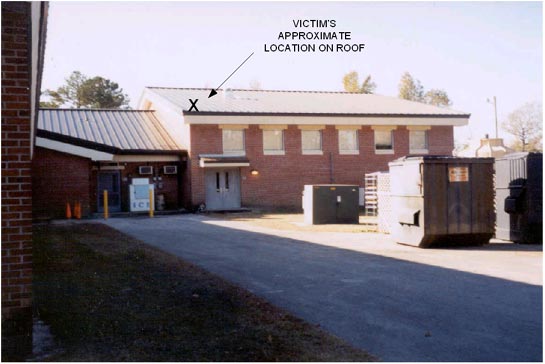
left=495, top=152, right=542, bottom=244
left=303, top=185, right=359, bottom=224
left=389, top=156, right=495, bottom=248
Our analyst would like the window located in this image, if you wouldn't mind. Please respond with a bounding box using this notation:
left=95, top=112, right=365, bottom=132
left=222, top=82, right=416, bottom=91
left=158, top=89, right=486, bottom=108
left=302, top=130, right=322, bottom=154
left=409, top=130, right=429, bottom=153
left=374, top=130, right=394, bottom=153
left=263, top=130, right=284, bottom=154
left=339, top=129, right=359, bottom=154
left=222, top=129, right=245, bottom=155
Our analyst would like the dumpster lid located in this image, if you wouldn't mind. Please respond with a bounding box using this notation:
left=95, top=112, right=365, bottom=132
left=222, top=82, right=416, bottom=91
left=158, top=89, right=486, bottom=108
left=389, top=155, right=494, bottom=166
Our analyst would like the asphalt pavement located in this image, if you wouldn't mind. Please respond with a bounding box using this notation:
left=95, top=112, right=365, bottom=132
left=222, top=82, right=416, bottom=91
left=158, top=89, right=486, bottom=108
left=104, top=214, right=542, bottom=362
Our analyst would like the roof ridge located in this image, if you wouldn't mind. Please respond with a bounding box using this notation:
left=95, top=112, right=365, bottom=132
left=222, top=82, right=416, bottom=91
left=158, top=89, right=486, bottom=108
left=145, top=86, right=366, bottom=94
left=39, top=108, right=155, bottom=112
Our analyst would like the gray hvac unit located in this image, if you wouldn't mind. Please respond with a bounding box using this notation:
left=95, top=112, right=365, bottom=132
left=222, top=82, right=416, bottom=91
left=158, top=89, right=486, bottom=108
left=303, top=185, right=359, bottom=225
left=495, top=152, right=542, bottom=244
left=389, top=156, right=495, bottom=248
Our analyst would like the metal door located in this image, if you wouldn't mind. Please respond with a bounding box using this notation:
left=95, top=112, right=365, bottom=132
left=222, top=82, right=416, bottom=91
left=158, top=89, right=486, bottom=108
left=97, top=171, right=121, bottom=212
left=205, top=168, right=241, bottom=210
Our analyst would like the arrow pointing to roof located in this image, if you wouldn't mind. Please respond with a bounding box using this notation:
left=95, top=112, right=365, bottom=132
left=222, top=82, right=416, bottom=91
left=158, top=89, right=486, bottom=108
left=208, top=52, right=254, bottom=98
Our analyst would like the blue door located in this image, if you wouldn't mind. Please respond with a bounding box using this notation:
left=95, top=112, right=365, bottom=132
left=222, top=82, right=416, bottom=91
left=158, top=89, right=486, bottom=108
left=97, top=171, right=121, bottom=212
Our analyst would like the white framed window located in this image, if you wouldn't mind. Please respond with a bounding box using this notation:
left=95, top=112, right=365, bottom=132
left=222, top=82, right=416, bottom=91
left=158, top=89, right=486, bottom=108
left=263, top=130, right=285, bottom=155
left=409, top=128, right=429, bottom=154
left=222, top=129, right=245, bottom=155
left=338, top=129, right=359, bottom=154
left=374, top=130, right=394, bottom=154
left=302, top=130, right=322, bottom=154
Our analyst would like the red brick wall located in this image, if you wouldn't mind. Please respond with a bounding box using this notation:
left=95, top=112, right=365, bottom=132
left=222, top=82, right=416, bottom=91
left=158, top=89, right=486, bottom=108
left=188, top=124, right=454, bottom=209
left=32, top=147, right=92, bottom=219
left=32, top=148, right=183, bottom=217
left=2, top=2, right=33, bottom=359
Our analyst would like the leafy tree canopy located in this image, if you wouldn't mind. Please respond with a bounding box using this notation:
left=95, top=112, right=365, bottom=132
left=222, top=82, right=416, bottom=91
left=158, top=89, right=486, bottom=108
left=398, top=72, right=452, bottom=108
left=342, top=71, right=376, bottom=94
left=40, top=71, right=130, bottom=109
left=503, top=101, right=543, bottom=152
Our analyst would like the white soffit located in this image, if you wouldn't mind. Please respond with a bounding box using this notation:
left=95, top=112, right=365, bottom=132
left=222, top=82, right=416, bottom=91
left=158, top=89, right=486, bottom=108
left=36, top=137, right=114, bottom=161
left=184, top=114, right=468, bottom=126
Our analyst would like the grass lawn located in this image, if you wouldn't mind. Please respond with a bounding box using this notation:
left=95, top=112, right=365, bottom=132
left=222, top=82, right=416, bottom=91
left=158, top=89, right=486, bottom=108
left=33, top=222, right=377, bottom=361
left=208, top=210, right=379, bottom=233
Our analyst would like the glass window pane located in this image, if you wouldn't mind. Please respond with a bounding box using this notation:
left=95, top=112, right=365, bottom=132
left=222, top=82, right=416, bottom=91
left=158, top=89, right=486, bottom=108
left=302, top=130, right=322, bottom=151
left=223, top=130, right=245, bottom=153
left=339, top=130, right=358, bottom=151
left=410, top=130, right=428, bottom=150
left=263, top=130, right=284, bottom=151
left=375, top=130, right=393, bottom=150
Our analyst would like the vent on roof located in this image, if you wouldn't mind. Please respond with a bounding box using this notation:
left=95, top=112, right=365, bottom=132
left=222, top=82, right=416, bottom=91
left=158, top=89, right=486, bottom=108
left=138, top=166, right=153, bottom=175
left=225, top=88, right=235, bottom=99
left=163, top=165, right=177, bottom=175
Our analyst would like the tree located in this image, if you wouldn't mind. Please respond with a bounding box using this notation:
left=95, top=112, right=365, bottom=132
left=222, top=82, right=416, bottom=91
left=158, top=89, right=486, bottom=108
left=398, top=72, right=424, bottom=102
left=360, top=75, right=377, bottom=94
left=41, top=71, right=129, bottom=109
left=424, top=89, right=451, bottom=107
left=342, top=71, right=376, bottom=94
left=503, top=101, right=543, bottom=152
left=80, top=77, right=129, bottom=109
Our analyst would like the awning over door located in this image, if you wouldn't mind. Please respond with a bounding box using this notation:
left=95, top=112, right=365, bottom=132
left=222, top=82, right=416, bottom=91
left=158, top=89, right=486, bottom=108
left=199, top=154, right=250, bottom=168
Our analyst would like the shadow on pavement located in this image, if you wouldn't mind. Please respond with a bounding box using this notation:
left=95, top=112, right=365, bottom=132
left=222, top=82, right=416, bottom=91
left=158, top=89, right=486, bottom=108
left=103, top=214, right=543, bottom=362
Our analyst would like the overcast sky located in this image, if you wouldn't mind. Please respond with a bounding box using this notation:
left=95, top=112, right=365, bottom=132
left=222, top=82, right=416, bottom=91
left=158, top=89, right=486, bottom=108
left=41, top=1, right=542, bottom=146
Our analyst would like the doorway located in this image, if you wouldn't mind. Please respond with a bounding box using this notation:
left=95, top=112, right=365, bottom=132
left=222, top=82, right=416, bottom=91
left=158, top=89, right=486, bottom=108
left=205, top=168, right=241, bottom=210
left=97, top=171, right=121, bottom=212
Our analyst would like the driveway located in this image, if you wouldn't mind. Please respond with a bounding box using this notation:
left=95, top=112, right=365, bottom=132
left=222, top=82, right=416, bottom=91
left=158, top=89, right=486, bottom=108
left=104, top=214, right=542, bottom=361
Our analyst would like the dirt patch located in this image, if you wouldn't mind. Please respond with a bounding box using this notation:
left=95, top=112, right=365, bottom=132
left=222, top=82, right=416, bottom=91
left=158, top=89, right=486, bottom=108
left=33, top=222, right=377, bottom=361
left=207, top=211, right=378, bottom=233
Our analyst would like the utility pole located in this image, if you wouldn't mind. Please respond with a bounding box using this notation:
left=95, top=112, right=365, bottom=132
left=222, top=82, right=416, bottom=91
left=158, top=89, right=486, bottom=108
left=487, top=96, right=499, bottom=138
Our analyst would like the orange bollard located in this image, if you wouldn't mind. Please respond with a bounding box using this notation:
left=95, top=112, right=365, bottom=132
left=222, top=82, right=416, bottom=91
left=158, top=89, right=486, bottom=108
left=66, top=202, right=72, bottom=219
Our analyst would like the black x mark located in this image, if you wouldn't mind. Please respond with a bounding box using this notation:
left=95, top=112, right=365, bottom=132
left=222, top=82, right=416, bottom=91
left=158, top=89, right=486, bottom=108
left=189, top=99, right=199, bottom=112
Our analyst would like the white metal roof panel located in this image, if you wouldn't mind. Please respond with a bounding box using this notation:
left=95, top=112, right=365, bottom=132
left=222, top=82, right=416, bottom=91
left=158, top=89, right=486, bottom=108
left=146, top=87, right=470, bottom=117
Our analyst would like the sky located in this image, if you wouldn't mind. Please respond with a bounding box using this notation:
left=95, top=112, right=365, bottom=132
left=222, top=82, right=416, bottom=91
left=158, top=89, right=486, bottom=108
left=41, top=1, right=543, bottom=147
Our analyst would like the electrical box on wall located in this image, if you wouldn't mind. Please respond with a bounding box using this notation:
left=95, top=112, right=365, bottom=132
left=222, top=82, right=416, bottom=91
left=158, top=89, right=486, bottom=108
left=138, top=166, right=153, bottom=175
left=163, top=165, right=177, bottom=174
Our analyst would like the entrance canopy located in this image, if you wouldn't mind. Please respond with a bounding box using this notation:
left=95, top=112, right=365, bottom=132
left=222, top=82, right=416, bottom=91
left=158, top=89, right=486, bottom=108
left=199, top=154, right=250, bottom=168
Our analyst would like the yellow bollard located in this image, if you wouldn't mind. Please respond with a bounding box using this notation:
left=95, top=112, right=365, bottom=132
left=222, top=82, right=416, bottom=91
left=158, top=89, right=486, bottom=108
left=103, top=190, right=109, bottom=219
left=149, top=188, right=154, bottom=218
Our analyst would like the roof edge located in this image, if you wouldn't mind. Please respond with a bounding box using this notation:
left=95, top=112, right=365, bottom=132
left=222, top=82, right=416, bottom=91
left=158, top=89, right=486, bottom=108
left=183, top=111, right=471, bottom=118
left=39, top=108, right=155, bottom=112
left=36, top=130, right=186, bottom=155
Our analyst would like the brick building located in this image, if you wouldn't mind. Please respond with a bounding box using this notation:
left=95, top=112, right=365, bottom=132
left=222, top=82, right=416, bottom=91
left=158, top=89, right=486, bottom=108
left=2, top=1, right=48, bottom=360
left=33, top=109, right=185, bottom=219
left=138, top=87, right=469, bottom=210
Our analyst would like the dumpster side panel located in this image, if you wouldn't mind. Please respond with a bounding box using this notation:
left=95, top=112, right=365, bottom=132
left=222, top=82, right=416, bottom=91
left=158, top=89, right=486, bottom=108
left=390, top=161, right=426, bottom=246
left=424, top=163, right=448, bottom=235
left=495, top=153, right=542, bottom=244
left=470, top=162, right=495, bottom=234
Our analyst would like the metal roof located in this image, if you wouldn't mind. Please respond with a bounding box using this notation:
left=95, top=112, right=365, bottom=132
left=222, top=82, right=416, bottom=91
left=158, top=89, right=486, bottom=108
left=146, top=87, right=470, bottom=117
left=38, top=109, right=183, bottom=153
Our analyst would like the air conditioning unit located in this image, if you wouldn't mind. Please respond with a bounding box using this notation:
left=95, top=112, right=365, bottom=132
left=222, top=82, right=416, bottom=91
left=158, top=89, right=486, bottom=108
left=163, top=165, right=178, bottom=175
left=138, top=166, right=153, bottom=175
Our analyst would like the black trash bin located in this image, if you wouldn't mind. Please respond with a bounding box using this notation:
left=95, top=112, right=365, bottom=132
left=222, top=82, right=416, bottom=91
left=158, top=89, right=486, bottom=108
left=389, top=156, right=495, bottom=248
left=495, top=152, right=542, bottom=244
